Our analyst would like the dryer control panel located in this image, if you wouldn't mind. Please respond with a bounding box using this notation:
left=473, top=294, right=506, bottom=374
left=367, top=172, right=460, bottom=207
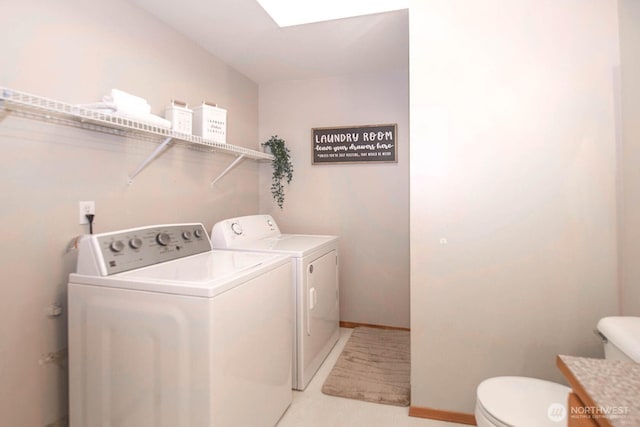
left=76, top=223, right=212, bottom=276
left=211, top=214, right=280, bottom=248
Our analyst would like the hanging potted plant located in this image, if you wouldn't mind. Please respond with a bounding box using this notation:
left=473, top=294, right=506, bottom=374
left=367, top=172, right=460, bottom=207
left=262, top=135, right=293, bottom=209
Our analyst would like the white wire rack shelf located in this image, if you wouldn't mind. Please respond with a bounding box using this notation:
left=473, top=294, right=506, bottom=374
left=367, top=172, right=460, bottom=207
left=0, top=87, right=273, bottom=184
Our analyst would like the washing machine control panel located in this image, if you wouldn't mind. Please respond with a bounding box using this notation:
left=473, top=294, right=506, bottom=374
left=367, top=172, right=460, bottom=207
left=78, top=223, right=212, bottom=276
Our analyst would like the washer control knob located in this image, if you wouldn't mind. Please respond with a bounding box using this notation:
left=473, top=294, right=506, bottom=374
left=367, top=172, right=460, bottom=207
left=129, top=237, right=143, bottom=249
left=267, top=218, right=274, bottom=227
left=194, top=229, right=203, bottom=238
left=231, top=222, right=243, bottom=235
left=110, top=240, right=125, bottom=252
left=182, top=231, right=192, bottom=240
left=156, top=232, right=171, bottom=246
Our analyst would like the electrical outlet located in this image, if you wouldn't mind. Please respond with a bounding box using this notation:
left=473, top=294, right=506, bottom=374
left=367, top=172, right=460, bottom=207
left=78, top=201, right=95, bottom=224
left=39, top=348, right=68, bottom=366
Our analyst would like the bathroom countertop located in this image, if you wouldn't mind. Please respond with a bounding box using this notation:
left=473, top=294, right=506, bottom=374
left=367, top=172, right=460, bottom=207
left=557, top=355, right=640, bottom=427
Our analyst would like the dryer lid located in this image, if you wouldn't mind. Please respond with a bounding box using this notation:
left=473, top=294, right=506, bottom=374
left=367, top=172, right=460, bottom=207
left=251, top=234, right=337, bottom=255
left=476, top=376, right=571, bottom=427
left=597, top=317, right=640, bottom=362
left=217, top=234, right=338, bottom=257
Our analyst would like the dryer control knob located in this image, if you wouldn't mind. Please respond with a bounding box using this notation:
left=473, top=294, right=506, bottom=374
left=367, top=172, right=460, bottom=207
left=194, top=229, right=203, bottom=238
left=156, top=232, right=171, bottom=246
left=129, top=237, right=143, bottom=249
left=182, top=231, right=192, bottom=240
left=110, top=240, right=125, bottom=252
left=231, top=222, right=243, bottom=235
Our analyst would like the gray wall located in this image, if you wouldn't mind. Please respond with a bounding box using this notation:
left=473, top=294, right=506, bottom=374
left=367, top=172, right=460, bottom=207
left=619, top=0, right=640, bottom=316
left=0, top=0, right=260, bottom=425
left=258, top=70, right=410, bottom=329
left=409, top=0, right=620, bottom=413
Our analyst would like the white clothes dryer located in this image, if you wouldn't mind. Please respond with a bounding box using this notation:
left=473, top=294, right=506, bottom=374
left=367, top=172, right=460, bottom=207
left=68, top=223, right=293, bottom=427
left=211, top=214, right=339, bottom=390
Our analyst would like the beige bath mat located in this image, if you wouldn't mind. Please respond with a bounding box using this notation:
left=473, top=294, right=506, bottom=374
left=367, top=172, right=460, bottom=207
left=321, top=327, right=410, bottom=407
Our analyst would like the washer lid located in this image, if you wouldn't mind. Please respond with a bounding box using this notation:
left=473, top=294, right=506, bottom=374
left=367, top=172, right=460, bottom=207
left=597, top=317, right=640, bottom=362
left=70, top=250, right=290, bottom=297
left=477, top=377, right=571, bottom=427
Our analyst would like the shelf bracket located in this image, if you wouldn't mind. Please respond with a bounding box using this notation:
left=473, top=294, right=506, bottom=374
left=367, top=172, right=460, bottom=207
left=0, top=99, right=8, bottom=124
left=128, top=137, right=173, bottom=184
left=211, top=154, right=246, bottom=186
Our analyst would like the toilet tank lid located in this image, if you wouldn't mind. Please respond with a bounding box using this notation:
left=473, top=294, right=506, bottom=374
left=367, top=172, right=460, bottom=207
left=597, top=317, right=640, bottom=362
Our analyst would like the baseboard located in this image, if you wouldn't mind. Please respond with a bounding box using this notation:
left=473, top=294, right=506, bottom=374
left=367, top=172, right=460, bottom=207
left=339, top=320, right=410, bottom=332
left=409, top=406, right=477, bottom=425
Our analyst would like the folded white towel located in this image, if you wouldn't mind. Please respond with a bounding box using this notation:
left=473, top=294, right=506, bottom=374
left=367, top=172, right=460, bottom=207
left=76, top=102, right=171, bottom=129
left=77, top=102, right=117, bottom=112
left=105, top=89, right=149, bottom=108
left=112, top=110, right=172, bottom=129
left=102, top=89, right=152, bottom=115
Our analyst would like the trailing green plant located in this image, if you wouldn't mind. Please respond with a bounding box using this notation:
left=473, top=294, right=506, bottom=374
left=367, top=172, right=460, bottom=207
left=262, top=135, right=293, bottom=209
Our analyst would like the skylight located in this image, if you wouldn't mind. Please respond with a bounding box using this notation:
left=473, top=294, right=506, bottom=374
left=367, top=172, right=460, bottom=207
left=255, top=0, right=409, bottom=27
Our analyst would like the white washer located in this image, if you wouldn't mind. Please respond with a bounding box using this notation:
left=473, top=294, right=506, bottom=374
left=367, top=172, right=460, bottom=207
left=68, top=223, right=293, bottom=427
left=211, top=214, right=339, bottom=390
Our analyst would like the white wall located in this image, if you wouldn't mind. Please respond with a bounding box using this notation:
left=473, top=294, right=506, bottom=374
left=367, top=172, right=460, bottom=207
left=259, top=70, right=410, bottom=328
left=409, top=0, right=620, bottom=413
left=0, top=0, right=260, bottom=425
left=618, top=0, right=640, bottom=316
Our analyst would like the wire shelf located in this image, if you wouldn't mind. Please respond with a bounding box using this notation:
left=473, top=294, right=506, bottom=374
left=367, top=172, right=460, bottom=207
left=0, top=87, right=273, bottom=161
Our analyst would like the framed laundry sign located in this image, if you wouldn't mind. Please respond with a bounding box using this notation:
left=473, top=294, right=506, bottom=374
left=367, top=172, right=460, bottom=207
left=312, top=124, right=397, bottom=164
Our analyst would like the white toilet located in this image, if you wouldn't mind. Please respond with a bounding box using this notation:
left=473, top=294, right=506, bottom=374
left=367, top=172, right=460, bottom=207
left=475, top=317, right=640, bottom=427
